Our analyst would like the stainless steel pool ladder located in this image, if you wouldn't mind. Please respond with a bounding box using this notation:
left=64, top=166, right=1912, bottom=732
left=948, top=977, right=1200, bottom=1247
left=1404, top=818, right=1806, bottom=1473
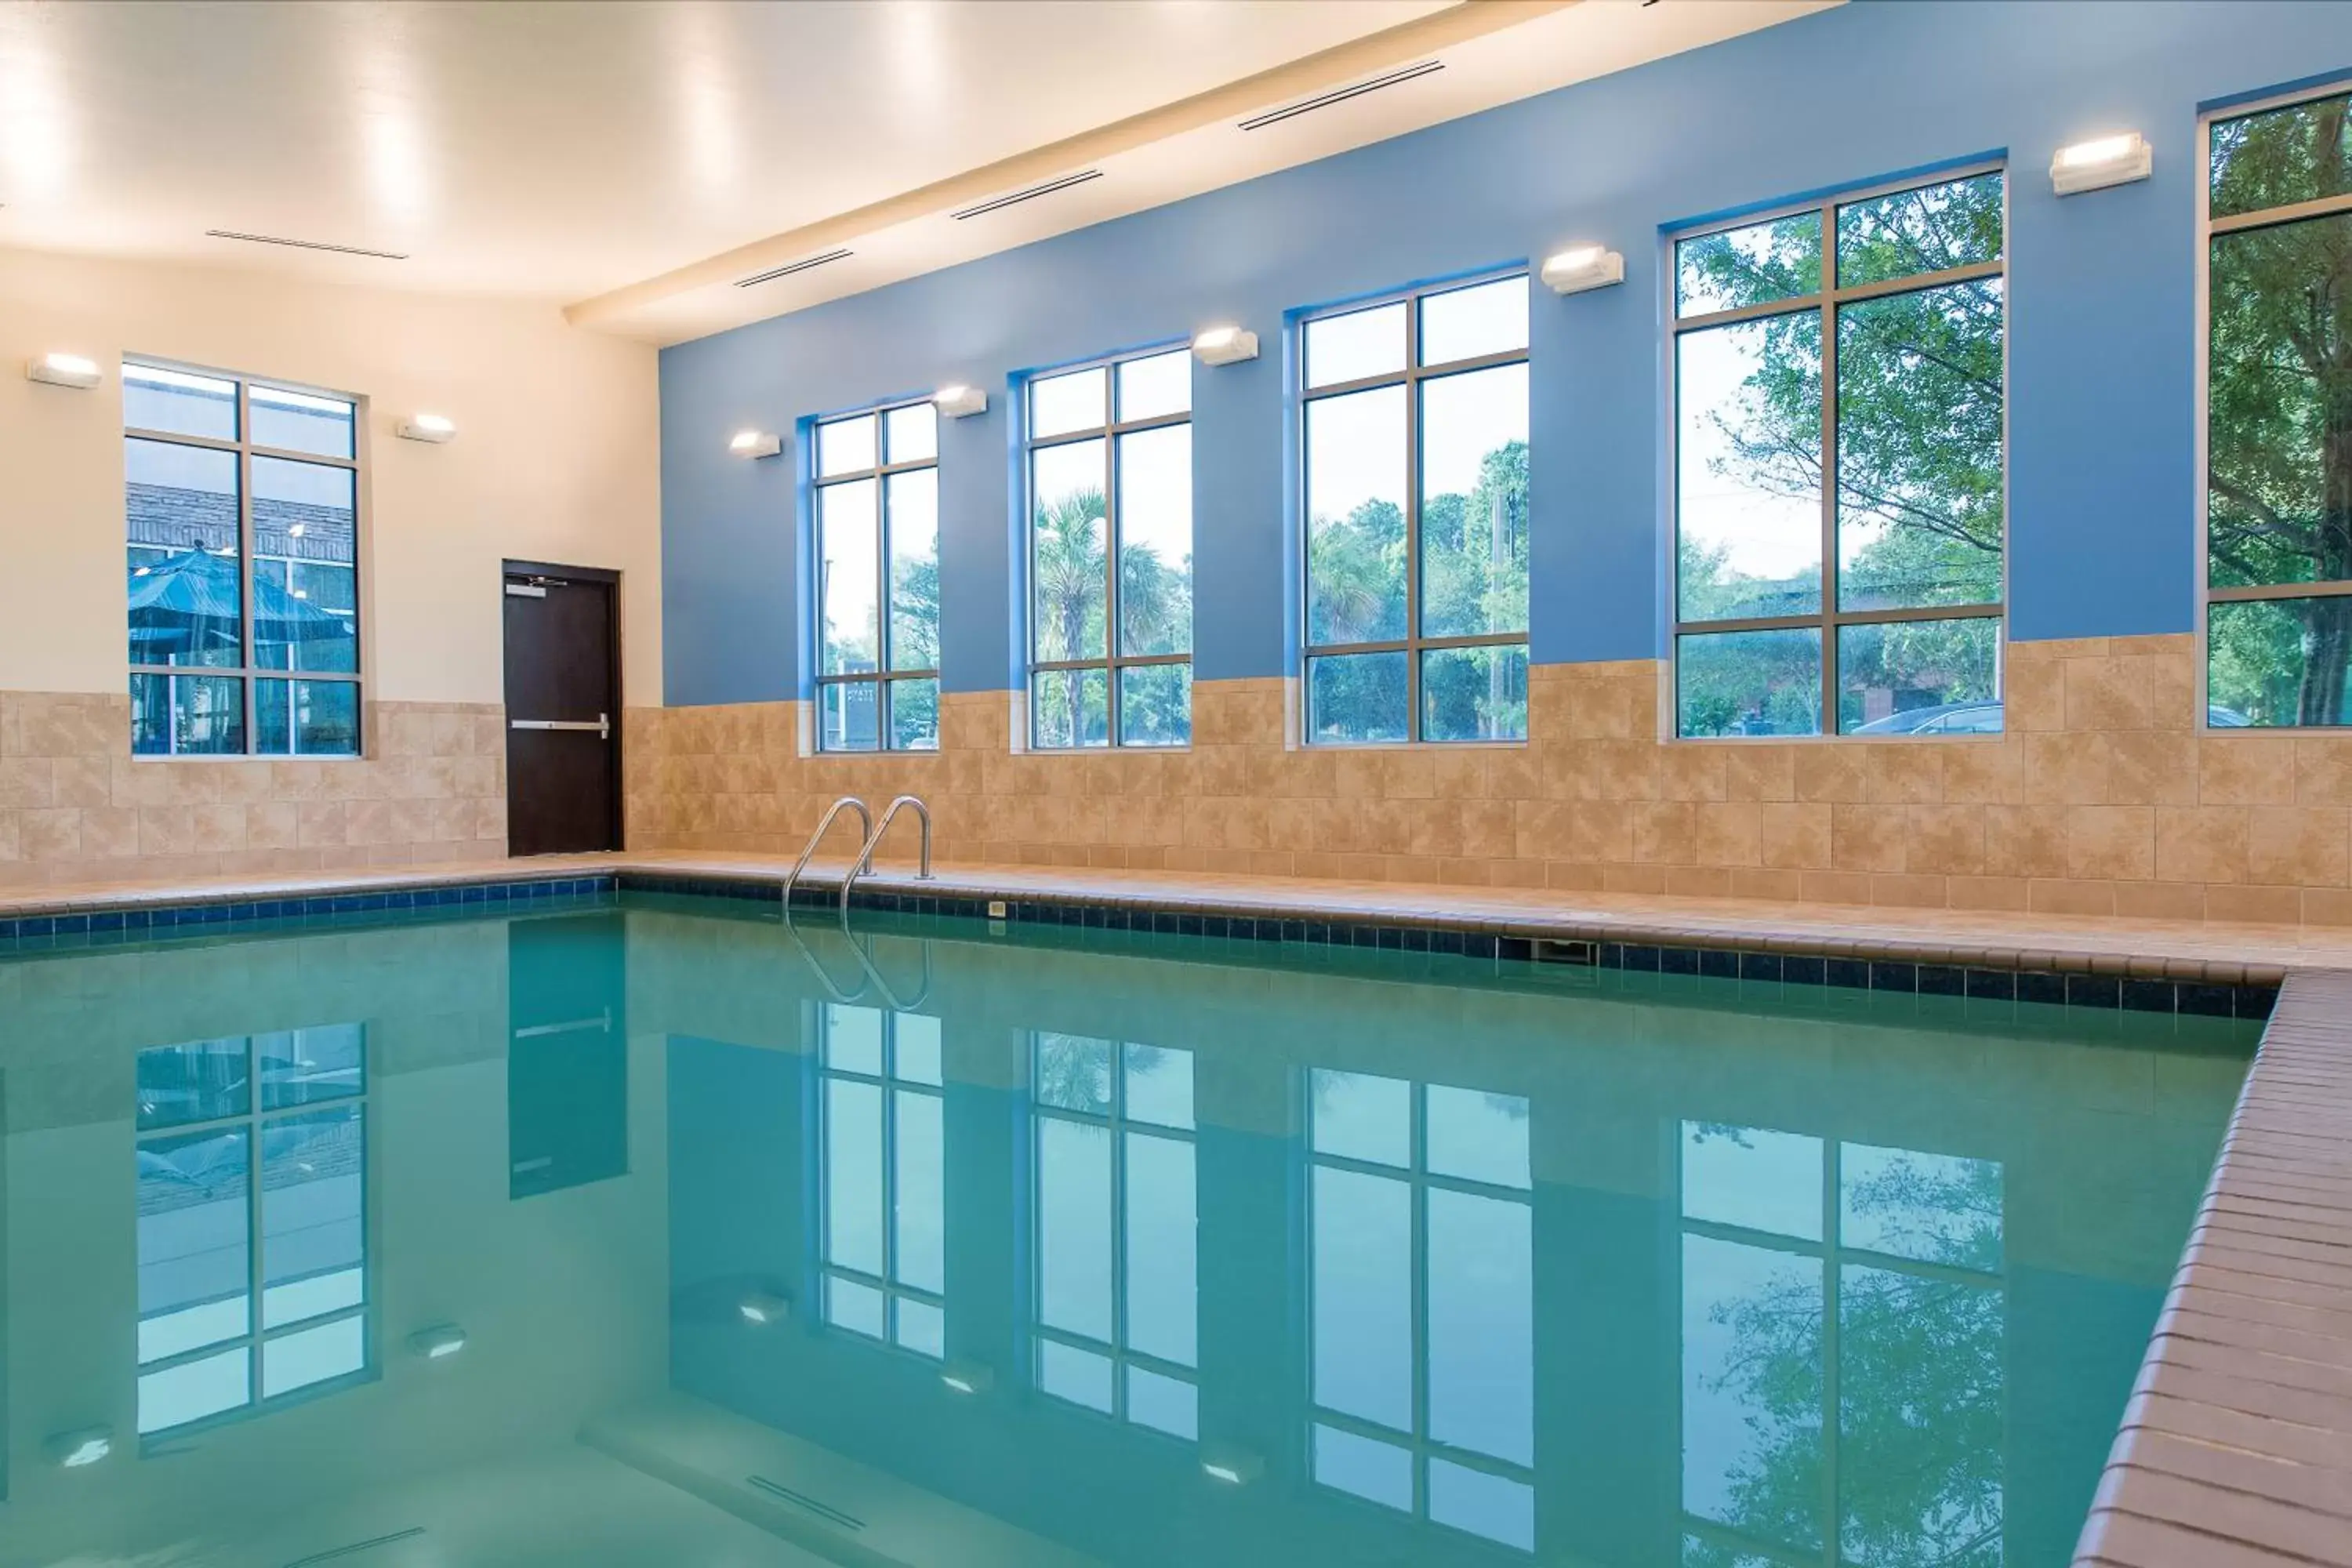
left=782, top=796, right=873, bottom=910
left=840, top=794, right=934, bottom=916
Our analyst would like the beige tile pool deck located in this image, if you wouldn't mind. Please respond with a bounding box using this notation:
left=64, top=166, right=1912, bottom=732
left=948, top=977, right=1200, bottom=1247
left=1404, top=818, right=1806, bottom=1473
left=4, top=850, right=2350, bottom=1564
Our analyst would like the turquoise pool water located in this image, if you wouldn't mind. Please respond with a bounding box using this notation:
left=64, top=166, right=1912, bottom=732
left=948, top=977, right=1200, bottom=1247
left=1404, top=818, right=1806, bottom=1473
left=0, top=894, right=2252, bottom=1567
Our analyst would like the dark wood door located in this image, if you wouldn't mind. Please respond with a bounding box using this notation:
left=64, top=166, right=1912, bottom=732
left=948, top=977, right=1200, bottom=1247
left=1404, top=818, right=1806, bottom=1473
left=502, top=566, right=619, bottom=855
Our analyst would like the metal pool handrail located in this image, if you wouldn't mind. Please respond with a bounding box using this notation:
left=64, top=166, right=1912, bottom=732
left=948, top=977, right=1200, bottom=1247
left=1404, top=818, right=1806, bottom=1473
left=782, top=796, right=872, bottom=909
left=840, top=794, right=934, bottom=916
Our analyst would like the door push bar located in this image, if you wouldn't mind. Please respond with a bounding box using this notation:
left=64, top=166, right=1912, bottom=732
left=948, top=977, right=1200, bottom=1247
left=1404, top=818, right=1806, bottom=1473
left=510, top=713, right=612, bottom=740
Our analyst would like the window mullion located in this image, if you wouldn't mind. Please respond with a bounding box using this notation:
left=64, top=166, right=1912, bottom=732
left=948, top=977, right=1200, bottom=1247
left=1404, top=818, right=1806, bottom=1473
left=1405, top=306, right=1424, bottom=742
left=1105, top=427, right=1121, bottom=747
left=1820, top=310, right=1839, bottom=734
left=1819, top=199, right=1842, bottom=738
left=235, top=381, right=257, bottom=755
left=876, top=467, right=894, bottom=724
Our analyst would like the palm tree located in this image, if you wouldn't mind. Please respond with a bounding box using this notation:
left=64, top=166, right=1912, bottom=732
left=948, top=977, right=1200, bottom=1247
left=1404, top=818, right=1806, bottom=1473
left=1307, top=499, right=1406, bottom=645
left=1033, top=485, right=1191, bottom=742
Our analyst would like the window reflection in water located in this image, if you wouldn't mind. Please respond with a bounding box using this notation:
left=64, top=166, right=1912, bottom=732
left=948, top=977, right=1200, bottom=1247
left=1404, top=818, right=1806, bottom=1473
left=133, top=1025, right=368, bottom=1437
left=819, top=1004, right=946, bottom=1355
left=1308, top=1069, right=1535, bottom=1552
left=1031, top=1033, right=1199, bottom=1438
left=1679, top=1121, right=2004, bottom=1568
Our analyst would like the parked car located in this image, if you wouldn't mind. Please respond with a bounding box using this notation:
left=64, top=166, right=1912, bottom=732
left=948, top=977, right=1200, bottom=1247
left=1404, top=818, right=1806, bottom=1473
left=1848, top=700, right=2253, bottom=735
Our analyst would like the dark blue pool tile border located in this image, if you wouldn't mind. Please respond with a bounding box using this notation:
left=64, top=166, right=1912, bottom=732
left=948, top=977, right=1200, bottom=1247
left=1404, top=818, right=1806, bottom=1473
left=0, top=867, right=2282, bottom=1021
left=0, top=876, right=618, bottom=952
left=615, top=872, right=2281, bottom=1021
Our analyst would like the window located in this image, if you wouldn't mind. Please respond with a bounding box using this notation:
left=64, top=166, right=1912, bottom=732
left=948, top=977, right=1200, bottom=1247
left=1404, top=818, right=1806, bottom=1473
left=2205, top=89, right=2352, bottom=727
left=1025, top=348, right=1195, bottom=748
left=814, top=402, right=941, bottom=750
left=125, top=361, right=362, bottom=757
left=1678, top=1123, right=2003, bottom=1566
left=1301, top=275, right=1529, bottom=745
left=1030, top=1033, right=1198, bottom=1436
left=1671, top=170, right=2006, bottom=738
left=133, top=1026, right=370, bottom=1438
left=1306, top=1069, right=1534, bottom=1552
left=818, top=1004, right=946, bottom=1355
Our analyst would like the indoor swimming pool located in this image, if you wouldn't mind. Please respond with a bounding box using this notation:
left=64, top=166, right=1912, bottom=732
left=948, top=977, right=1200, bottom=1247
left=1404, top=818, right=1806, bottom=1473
left=0, top=891, right=2254, bottom=1567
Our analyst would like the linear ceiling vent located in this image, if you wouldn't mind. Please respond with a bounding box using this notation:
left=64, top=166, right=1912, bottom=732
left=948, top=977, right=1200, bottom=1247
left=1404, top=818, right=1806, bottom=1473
left=735, top=248, right=855, bottom=288
left=205, top=230, right=408, bottom=260
left=1238, top=59, right=1444, bottom=132
left=281, top=1527, right=427, bottom=1567
left=746, top=1475, right=867, bottom=1531
left=950, top=169, right=1104, bottom=221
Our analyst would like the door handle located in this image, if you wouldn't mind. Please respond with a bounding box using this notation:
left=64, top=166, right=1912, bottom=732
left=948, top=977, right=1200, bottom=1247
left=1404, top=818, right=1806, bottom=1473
left=510, top=713, right=611, bottom=740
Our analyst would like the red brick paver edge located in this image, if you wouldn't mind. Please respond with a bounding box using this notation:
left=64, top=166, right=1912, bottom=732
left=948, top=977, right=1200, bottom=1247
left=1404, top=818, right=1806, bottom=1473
left=2074, top=968, right=2352, bottom=1567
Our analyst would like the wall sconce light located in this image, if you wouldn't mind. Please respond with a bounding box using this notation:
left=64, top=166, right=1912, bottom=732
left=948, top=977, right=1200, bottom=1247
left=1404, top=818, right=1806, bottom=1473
left=940, top=1357, right=996, bottom=1395
left=26, top=351, right=101, bottom=388
left=1541, top=245, right=1624, bottom=295
left=1192, top=325, right=1258, bottom=366
left=407, top=1324, right=468, bottom=1360
left=45, top=1426, right=113, bottom=1468
left=934, top=385, right=988, bottom=419
left=1201, top=1440, right=1265, bottom=1485
left=2051, top=132, right=2151, bottom=196
left=737, top=1291, right=792, bottom=1326
left=728, top=429, right=782, bottom=459
left=397, top=412, right=456, bottom=443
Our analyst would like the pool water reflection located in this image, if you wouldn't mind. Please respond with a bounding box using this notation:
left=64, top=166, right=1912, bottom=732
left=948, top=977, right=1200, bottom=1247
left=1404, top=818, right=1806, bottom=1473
left=0, top=896, right=2250, bottom=1566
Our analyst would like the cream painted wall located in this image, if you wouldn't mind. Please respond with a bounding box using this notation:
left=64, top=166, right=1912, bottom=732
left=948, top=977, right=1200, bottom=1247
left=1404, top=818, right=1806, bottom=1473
left=0, top=245, right=662, bottom=706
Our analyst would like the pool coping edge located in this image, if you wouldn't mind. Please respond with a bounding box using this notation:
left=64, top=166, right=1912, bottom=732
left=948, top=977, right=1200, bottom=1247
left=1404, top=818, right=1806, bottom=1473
left=2071, top=967, right=2352, bottom=1568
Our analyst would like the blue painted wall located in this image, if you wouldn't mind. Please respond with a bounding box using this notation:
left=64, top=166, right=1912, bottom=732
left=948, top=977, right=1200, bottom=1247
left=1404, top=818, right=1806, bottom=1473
left=658, top=2, right=2352, bottom=707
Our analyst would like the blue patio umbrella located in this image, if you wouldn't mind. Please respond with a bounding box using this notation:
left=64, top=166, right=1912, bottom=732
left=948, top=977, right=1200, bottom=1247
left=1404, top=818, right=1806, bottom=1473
left=128, top=549, right=350, bottom=658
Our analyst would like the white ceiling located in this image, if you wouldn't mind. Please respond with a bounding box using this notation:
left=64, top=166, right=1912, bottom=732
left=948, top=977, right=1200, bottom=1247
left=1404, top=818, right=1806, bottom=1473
left=0, top=0, right=1828, bottom=344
